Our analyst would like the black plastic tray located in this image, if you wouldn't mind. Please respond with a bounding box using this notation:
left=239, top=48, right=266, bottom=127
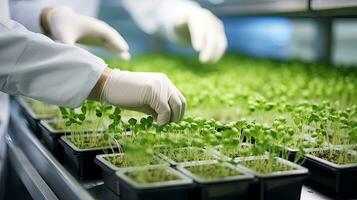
left=95, top=153, right=167, bottom=195
left=236, top=156, right=309, bottom=200
left=39, top=119, right=97, bottom=161
left=59, top=134, right=118, bottom=180
left=39, top=119, right=71, bottom=160
left=177, top=160, right=255, bottom=200
left=16, top=98, right=56, bottom=137
left=115, top=165, right=193, bottom=200
left=303, top=148, right=357, bottom=198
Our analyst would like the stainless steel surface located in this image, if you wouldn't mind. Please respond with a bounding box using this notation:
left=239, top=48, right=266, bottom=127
left=312, top=0, right=357, bottom=10
left=301, top=186, right=332, bottom=200
left=199, top=0, right=309, bottom=16
left=8, top=99, right=95, bottom=200
left=196, top=0, right=357, bottom=17
left=6, top=136, right=58, bottom=200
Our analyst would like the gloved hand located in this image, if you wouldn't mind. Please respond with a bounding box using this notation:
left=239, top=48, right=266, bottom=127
left=95, top=69, right=186, bottom=125
left=174, top=7, right=227, bottom=63
left=43, top=6, right=130, bottom=60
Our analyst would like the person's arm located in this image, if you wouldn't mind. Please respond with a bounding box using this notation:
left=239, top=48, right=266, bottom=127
left=0, top=19, right=185, bottom=124
left=0, top=19, right=106, bottom=108
left=10, top=1, right=130, bottom=60
left=121, top=0, right=227, bottom=63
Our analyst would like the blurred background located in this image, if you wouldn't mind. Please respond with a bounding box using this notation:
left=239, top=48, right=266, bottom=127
left=36, top=0, right=357, bottom=66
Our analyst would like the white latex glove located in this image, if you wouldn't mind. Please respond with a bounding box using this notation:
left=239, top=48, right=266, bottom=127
left=46, top=6, right=130, bottom=60
left=174, top=7, right=227, bottom=63
left=100, top=70, right=186, bottom=125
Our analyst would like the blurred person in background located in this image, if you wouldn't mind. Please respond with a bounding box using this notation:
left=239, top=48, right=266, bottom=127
left=10, top=0, right=227, bottom=63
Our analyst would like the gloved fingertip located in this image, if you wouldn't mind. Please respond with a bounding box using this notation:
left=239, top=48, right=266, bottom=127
left=213, top=50, right=224, bottom=63
left=157, top=113, right=171, bottom=126
left=157, top=119, right=169, bottom=126
left=157, top=120, right=167, bottom=126
left=209, top=54, right=220, bottom=63
left=199, top=53, right=210, bottom=64
left=119, top=52, right=131, bottom=61
left=192, top=43, right=201, bottom=52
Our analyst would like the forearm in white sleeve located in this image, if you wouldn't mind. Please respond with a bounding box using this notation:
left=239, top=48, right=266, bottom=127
left=0, top=19, right=106, bottom=108
left=121, top=0, right=200, bottom=44
left=9, top=0, right=47, bottom=33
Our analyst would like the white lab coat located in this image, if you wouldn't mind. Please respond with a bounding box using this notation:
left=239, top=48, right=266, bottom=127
left=0, top=0, right=107, bottom=195
left=0, top=1, right=10, bottom=198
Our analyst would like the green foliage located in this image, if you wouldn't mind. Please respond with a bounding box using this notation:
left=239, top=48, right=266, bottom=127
left=311, top=149, right=357, bottom=165
left=25, top=54, right=357, bottom=175
left=68, top=134, right=113, bottom=149
left=159, top=148, right=215, bottom=163
left=240, top=158, right=293, bottom=174
left=105, top=154, right=161, bottom=168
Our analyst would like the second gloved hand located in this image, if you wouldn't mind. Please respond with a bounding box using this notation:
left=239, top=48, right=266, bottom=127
left=174, top=7, right=227, bottom=64
left=44, top=6, right=130, bottom=60
left=100, top=70, right=186, bottom=125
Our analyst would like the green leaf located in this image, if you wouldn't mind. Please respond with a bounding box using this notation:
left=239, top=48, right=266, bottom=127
left=78, top=114, right=85, bottom=121
left=128, top=118, right=137, bottom=126
left=81, top=106, right=87, bottom=114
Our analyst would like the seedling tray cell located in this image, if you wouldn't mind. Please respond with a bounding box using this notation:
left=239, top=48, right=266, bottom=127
left=236, top=156, right=309, bottom=200
left=304, top=148, right=357, bottom=197
left=39, top=119, right=71, bottom=160
left=115, top=166, right=193, bottom=200
left=157, top=147, right=218, bottom=166
left=17, top=98, right=57, bottom=137
left=39, top=119, right=99, bottom=161
left=177, top=160, right=255, bottom=200
left=95, top=153, right=168, bottom=195
left=59, top=135, right=118, bottom=180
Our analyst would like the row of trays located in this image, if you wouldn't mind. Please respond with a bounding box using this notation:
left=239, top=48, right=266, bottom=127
left=17, top=98, right=357, bottom=200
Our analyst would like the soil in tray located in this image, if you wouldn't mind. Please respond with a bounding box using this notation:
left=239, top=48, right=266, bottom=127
left=240, top=158, right=293, bottom=174
left=126, top=168, right=181, bottom=184
left=27, top=101, right=60, bottom=117
left=219, top=145, right=257, bottom=158
left=311, top=150, right=357, bottom=165
left=185, top=163, right=241, bottom=180
left=160, top=148, right=214, bottom=163
left=105, top=154, right=161, bottom=168
left=68, top=135, right=114, bottom=149
left=47, top=121, right=71, bottom=131
left=34, top=109, right=59, bottom=118
left=48, top=120, right=103, bottom=132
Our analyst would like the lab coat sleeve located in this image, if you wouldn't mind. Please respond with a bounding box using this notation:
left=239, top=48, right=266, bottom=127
left=9, top=0, right=47, bottom=33
left=0, top=19, right=106, bottom=108
left=121, top=0, right=200, bottom=44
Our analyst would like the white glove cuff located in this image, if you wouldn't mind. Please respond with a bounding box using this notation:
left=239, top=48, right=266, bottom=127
left=99, top=69, right=120, bottom=105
